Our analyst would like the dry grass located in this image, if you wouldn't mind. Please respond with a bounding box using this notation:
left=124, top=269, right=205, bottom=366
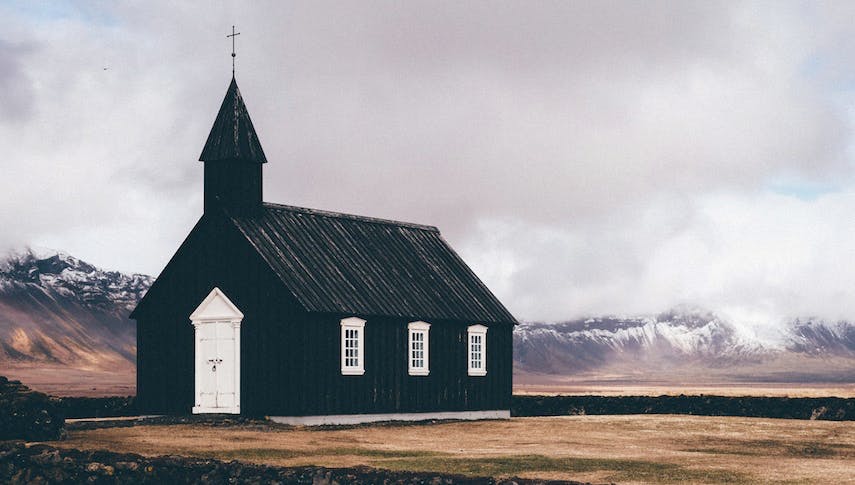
left=52, top=415, right=855, bottom=484
left=513, top=382, right=855, bottom=398
left=2, top=364, right=135, bottom=397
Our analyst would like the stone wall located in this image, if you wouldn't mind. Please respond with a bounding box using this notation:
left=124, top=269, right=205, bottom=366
left=0, top=377, right=64, bottom=441
left=512, top=395, right=855, bottom=420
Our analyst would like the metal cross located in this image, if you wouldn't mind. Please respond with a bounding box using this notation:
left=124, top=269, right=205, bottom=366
left=227, top=25, right=241, bottom=75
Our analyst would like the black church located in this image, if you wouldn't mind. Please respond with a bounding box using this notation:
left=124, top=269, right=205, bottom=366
left=130, top=75, right=517, bottom=424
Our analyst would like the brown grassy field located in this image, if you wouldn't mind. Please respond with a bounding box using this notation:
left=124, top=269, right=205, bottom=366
left=513, top=382, right=855, bottom=398
left=1, top=364, right=135, bottom=397
left=52, top=415, right=855, bottom=484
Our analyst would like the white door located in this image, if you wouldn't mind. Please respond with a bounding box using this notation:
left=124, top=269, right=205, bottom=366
left=197, top=321, right=237, bottom=409
left=191, top=287, right=242, bottom=414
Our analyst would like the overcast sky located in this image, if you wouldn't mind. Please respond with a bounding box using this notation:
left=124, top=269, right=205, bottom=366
left=4, top=1, right=855, bottom=335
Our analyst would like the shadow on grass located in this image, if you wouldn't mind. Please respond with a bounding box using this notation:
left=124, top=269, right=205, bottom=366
left=203, top=447, right=749, bottom=483
left=381, top=455, right=749, bottom=483
left=207, top=446, right=445, bottom=462
left=682, top=438, right=855, bottom=459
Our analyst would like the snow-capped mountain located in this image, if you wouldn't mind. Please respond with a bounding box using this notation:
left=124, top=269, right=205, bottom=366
left=787, top=318, right=855, bottom=357
left=0, top=247, right=152, bottom=370
left=514, top=309, right=855, bottom=383
left=1, top=245, right=852, bottom=389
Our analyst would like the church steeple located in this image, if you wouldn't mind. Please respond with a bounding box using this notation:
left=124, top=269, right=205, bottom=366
left=200, top=77, right=266, bottom=213
left=200, top=77, right=267, bottom=164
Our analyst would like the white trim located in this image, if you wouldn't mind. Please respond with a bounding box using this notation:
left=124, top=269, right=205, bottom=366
left=191, top=288, right=242, bottom=414
left=340, top=317, right=366, bottom=375
left=189, top=287, right=244, bottom=321
left=467, top=324, right=488, bottom=376
left=269, top=410, right=510, bottom=426
left=407, top=321, right=430, bottom=376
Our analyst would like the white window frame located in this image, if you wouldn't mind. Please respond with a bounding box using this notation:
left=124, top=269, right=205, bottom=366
left=467, top=324, right=488, bottom=376
left=340, top=317, right=366, bottom=375
left=408, top=321, right=430, bottom=376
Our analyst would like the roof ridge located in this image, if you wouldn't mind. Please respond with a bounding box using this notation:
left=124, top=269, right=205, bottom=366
left=261, top=202, right=440, bottom=232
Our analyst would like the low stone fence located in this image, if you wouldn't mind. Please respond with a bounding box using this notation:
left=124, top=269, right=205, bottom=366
left=59, top=396, right=137, bottom=419
left=512, top=395, right=855, bottom=420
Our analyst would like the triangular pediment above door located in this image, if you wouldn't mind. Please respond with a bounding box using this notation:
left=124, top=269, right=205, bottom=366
left=190, top=287, right=244, bottom=322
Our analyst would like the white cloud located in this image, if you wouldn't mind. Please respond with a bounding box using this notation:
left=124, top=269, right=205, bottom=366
left=2, top=1, right=855, bottom=331
left=463, top=190, right=855, bottom=333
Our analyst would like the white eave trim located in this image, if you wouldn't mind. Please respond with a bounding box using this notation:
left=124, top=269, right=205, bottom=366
left=408, top=320, right=431, bottom=331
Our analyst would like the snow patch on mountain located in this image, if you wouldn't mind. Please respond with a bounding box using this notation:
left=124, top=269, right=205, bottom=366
left=514, top=307, right=855, bottom=378
left=0, top=247, right=152, bottom=369
left=0, top=247, right=152, bottom=312
left=787, top=318, right=855, bottom=356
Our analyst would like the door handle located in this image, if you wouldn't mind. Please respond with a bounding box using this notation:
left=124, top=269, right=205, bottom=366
left=206, top=358, right=223, bottom=371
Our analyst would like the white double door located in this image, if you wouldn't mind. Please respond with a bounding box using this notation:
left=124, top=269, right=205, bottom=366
left=195, top=320, right=239, bottom=412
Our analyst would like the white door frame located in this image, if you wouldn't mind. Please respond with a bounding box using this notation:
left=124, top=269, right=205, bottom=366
left=190, top=287, right=242, bottom=414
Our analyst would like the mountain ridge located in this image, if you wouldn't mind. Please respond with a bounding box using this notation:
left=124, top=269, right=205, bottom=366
left=0, top=246, right=853, bottom=394
left=514, top=309, right=855, bottom=384
left=0, top=247, right=151, bottom=369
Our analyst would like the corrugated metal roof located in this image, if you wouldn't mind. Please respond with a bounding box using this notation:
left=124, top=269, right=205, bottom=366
left=229, top=203, right=517, bottom=324
left=199, top=77, right=267, bottom=163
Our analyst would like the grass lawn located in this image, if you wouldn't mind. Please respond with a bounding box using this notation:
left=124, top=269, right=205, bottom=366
left=52, top=415, right=855, bottom=484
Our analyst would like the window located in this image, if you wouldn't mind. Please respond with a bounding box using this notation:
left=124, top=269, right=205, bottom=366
left=408, top=321, right=430, bottom=376
left=467, top=324, right=488, bottom=376
left=340, top=317, right=366, bottom=375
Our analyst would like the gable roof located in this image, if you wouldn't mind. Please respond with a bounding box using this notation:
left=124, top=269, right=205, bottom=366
left=199, top=77, right=267, bottom=163
left=227, top=203, right=517, bottom=324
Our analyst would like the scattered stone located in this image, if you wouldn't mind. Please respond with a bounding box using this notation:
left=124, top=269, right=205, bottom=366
left=0, top=376, right=65, bottom=441
left=114, top=461, right=139, bottom=472
left=85, top=461, right=114, bottom=475
left=31, top=449, right=60, bottom=465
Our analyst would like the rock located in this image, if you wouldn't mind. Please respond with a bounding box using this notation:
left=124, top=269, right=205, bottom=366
left=31, top=449, right=60, bottom=465
left=0, top=376, right=64, bottom=441
left=0, top=442, right=25, bottom=461
left=313, top=470, right=333, bottom=485
left=85, top=461, right=114, bottom=475
left=114, top=460, right=140, bottom=472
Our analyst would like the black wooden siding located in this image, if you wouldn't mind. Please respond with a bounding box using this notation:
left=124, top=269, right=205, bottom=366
left=135, top=214, right=512, bottom=416
left=273, top=314, right=513, bottom=416
left=135, top=214, right=301, bottom=415
left=203, top=162, right=262, bottom=213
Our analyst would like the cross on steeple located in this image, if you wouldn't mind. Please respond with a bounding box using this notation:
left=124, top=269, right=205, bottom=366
left=227, top=25, right=241, bottom=75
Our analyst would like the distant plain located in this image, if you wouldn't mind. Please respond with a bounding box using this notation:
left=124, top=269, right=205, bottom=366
left=5, top=363, right=855, bottom=399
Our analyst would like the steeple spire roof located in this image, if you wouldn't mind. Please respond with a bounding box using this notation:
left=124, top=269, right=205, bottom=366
left=199, top=77, right=267, bottom=164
